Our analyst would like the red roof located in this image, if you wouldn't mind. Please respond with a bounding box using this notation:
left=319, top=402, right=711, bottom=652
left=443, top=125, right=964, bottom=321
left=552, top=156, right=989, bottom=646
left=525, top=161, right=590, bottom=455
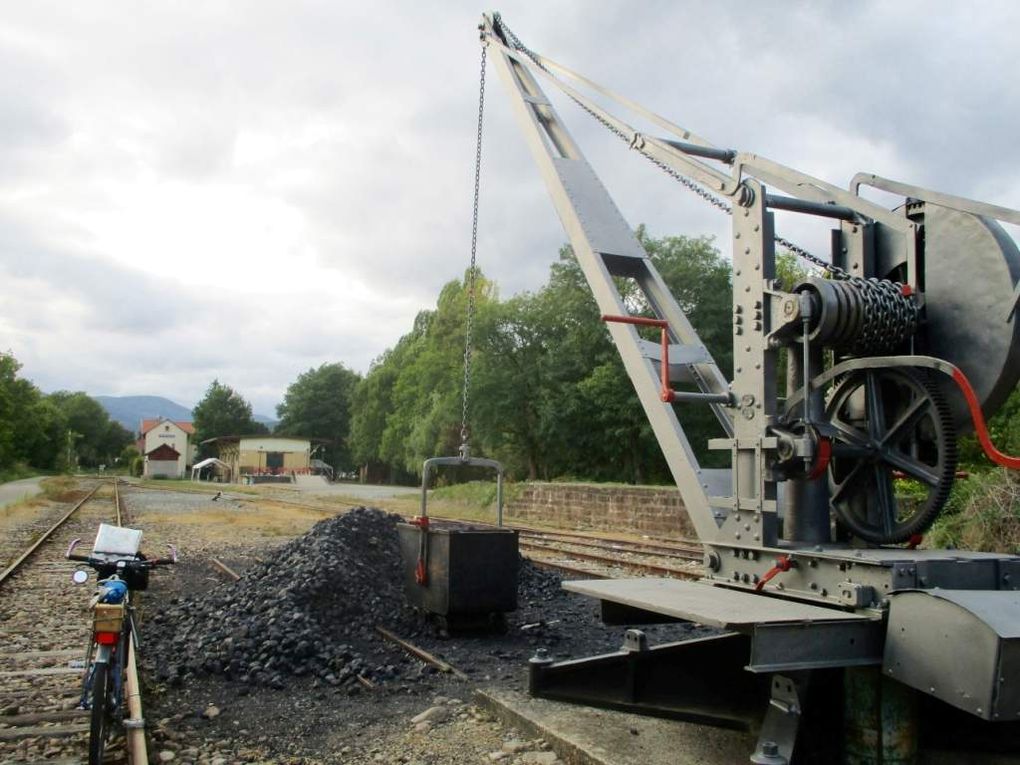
left=140, top=419, right=195, bottom=435
left=146, top=443, right=181, bottom=460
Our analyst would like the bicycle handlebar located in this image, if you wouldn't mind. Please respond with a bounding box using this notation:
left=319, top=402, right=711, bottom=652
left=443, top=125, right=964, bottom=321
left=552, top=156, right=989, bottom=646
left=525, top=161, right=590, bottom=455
left=66, top=539, right=178, bottom=568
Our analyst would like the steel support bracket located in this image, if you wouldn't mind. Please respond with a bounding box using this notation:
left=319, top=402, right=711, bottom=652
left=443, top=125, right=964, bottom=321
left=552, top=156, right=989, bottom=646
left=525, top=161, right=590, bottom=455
left=528, top=631, right=768, bottom=729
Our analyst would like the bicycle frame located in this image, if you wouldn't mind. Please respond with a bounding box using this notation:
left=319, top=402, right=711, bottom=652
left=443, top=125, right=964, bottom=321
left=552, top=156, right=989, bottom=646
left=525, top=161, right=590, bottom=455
left=68, top=532, right=174, bottom=765
left=80, top=589, right=131, bottom=713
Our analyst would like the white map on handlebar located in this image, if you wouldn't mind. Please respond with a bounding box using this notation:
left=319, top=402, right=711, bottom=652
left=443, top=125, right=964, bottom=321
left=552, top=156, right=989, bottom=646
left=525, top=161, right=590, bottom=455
left=93, top=524, right=143, bottom=557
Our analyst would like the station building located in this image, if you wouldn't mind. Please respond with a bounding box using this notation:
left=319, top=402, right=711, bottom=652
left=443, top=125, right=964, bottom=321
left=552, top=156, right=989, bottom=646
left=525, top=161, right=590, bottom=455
left=201, top=435, right=328, bottom=483
left=137, top=418, right=196, bottom=479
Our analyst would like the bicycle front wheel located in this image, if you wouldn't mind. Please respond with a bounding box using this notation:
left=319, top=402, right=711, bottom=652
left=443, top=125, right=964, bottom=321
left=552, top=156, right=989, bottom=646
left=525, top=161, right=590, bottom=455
left=88, top=661, right=109, bottom=765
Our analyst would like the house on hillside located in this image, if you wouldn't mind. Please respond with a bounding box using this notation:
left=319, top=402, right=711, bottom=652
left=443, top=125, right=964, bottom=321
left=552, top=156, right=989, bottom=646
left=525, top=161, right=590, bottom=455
left=202, top=435, right=330, bottom=483
left=137, top=418, right=195, bottom=479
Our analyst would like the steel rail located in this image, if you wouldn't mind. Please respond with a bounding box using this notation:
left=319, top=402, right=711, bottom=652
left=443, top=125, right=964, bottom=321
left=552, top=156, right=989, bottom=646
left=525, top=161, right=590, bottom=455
left=0, top=482, right=102, bottom=588
left=524, top=557, right=608, bottom=579
left=518, top=530, right=703, bottom=560
left=374, top=625, right=470, bottom=680
left=127, top=482, right=705, bottom=561
left=211, top=558, right=241, bottom=581
left=424, top=514, right=703, bottom=553
left=114, top=478, right=124, bottom=525
left=125, top=640, right=148, bottom=765
left=518, top=540, right=700, bottom=579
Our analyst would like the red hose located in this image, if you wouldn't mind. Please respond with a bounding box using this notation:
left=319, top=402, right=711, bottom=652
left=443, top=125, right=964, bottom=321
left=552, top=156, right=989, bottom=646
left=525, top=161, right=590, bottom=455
left=951, top=367, right=1020, bottom=470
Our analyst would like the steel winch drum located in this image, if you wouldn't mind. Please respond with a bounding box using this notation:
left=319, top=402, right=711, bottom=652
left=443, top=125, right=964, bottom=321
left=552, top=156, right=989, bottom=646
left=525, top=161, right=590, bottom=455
left=895, top=203, right=1020, bottom=432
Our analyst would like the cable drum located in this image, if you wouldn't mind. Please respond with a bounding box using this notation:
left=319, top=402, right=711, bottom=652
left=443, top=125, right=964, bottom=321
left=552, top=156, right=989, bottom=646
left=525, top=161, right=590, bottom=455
left=797, top=276, right=919, bottom=356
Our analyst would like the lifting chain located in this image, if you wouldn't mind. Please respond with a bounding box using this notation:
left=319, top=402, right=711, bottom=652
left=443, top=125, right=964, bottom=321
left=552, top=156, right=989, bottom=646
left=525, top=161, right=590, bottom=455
left=848, top=278, right=917, bottom=355
left=805, top=277, right=919, bottom=356
left=491, top=14, right=859, bottom=283
left=460, top=41, right=487, bottom=455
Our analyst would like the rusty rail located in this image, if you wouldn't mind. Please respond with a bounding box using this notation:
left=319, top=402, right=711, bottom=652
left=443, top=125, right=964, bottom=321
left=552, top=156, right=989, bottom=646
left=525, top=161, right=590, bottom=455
left=0, top=482, right=102, bottom=588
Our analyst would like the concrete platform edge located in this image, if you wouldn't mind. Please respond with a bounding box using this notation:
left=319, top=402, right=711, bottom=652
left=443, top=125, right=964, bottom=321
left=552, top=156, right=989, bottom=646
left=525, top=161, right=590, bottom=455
left=474, top=688, right=610, bottom=765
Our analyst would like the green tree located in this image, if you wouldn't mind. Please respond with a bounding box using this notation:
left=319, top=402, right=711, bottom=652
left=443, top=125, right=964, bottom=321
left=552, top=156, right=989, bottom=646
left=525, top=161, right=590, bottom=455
left=472, top=293, right=552, bottom=479
left=193, top=380, right=267, bottom=457
left=473, top=231, right=733, bottom=482
left=48, top=392, right=129, bottom=468
left=98, top=421, right=134, bottom=467
left=0, top=353, right=67, bottom=471
left=276, top=363, right=362, bottom=472
left=347, top=229, right=736, bottom=484
left=23, top=397, right=67, bottom=470
left=350, top=340, right=414, bottom=483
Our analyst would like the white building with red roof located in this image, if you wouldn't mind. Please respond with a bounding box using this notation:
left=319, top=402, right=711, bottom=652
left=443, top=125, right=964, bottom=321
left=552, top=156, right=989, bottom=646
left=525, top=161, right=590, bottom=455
left=137, top=418, right=195, bottom=478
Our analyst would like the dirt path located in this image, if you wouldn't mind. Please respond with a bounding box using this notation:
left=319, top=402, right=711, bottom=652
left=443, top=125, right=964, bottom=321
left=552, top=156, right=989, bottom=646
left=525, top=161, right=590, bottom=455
left=0, top=476, right=45, bottom=509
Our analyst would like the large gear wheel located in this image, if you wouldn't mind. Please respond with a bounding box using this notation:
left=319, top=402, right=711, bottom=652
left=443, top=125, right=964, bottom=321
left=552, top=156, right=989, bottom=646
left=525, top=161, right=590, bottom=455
left=824, top=367, right=957, bottom=544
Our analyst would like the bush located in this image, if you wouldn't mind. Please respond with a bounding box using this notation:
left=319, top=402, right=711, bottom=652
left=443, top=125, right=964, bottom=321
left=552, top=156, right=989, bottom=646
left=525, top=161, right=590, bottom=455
left=0, top=462, right=36, bottom=483
left=927, top=469, right=1020, bottom=553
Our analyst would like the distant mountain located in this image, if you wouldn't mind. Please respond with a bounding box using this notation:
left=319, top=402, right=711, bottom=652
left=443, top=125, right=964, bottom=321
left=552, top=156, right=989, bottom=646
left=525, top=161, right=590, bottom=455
left=94, top=395, right=193, bottom=433
left=94, top=395, right=277, bottom=433
left=253, top=413, right=278, bottom=428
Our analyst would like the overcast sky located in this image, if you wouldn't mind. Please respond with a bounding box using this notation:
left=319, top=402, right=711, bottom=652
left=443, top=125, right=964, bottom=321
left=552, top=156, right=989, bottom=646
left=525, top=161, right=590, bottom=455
left=2, top=1, right=1018, bottom=416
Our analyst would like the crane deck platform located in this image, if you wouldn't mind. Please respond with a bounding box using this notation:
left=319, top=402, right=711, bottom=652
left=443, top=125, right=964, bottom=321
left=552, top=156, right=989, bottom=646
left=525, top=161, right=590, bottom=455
left=563, top=577, right=871, bottom=630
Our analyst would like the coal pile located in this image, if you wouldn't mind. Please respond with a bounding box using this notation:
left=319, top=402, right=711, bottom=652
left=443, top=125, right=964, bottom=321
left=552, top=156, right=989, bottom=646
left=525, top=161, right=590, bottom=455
left=145, top=507, right=420, bottom=691
left=143, top=504, right=697, bottom=700
left=517, top=555, right=565, bottom=603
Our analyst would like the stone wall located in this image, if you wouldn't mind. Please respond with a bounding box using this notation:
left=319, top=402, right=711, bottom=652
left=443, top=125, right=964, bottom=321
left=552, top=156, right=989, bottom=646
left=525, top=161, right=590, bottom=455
left=505, top=482, right=695, bottom=539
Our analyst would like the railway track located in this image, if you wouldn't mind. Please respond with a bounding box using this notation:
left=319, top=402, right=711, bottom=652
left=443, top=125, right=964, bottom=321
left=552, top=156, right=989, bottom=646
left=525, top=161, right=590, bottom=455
left=517, top=529, right=703, bottom=558
left=127, top=479, right=706, bottom=581
left=0, top=479, right=129, bottom=763
left=518, top=536, right=703, bottom=580
left=126, top=478, right=705, bottom=582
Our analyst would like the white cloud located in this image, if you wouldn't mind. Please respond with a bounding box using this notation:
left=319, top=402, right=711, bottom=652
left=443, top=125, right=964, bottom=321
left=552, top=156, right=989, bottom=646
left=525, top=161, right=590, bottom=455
left=1, top=0, right=1018, bottom=415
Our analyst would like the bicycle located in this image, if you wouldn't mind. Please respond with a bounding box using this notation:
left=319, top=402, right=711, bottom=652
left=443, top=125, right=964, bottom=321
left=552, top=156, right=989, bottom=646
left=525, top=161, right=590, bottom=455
left=67, top=524, right=176, bottom=765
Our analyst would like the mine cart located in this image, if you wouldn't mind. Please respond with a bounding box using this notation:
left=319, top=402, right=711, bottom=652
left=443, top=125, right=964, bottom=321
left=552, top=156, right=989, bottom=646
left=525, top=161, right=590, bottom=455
left=400, top=455, right=519, bottom=632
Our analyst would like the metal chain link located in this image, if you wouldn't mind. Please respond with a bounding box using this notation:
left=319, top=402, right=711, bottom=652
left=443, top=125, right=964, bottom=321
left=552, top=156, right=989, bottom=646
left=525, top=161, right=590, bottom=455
left=460, top=42, right=487, bottom=451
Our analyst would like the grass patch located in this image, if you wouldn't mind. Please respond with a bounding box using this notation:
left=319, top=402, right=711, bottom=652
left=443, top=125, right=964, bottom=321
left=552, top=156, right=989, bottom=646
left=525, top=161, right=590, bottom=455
left=927, top=469, right=1020, bottom=553
left=135, top=478, right=259, bottom=495
left=41, top=476, right=82, bottom=502
left=138, top=502, right=335, bottom=540
left=0, top=463, right=40, bottom=483
left=431, top=480, right=522, bottom=508
left=0, top=475, right=70, bottom=523
left=425, top=480, right=522, bottom=524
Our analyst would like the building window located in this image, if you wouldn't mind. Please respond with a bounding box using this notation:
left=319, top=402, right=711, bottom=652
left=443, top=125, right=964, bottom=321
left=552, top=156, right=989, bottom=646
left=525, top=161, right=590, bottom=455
left=266, top=452, right=284, bottom=469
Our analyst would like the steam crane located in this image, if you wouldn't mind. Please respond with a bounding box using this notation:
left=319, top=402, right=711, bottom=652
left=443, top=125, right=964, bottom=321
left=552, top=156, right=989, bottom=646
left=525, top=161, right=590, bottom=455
left=480, top=12, right=1020, bottom=764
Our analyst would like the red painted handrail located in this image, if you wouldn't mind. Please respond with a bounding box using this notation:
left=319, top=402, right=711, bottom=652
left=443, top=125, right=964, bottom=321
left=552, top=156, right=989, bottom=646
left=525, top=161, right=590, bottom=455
left=601, top=314, right=675, bottom=402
